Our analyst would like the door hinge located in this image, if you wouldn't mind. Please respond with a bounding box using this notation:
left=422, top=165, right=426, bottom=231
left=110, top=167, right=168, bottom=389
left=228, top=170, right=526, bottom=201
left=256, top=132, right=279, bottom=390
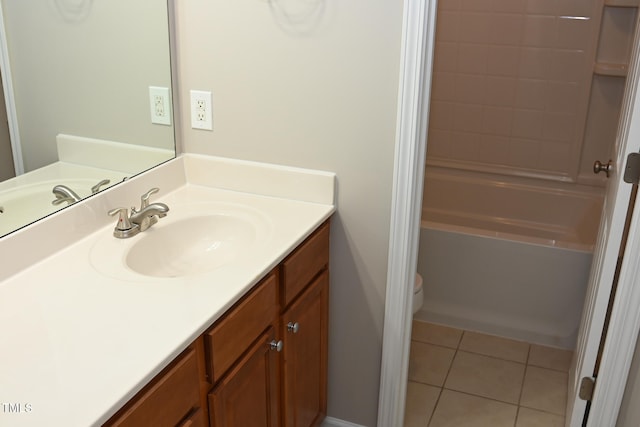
left=624, top=153, right=640, bottom=184
left=579, top=376, right=596, bottom=401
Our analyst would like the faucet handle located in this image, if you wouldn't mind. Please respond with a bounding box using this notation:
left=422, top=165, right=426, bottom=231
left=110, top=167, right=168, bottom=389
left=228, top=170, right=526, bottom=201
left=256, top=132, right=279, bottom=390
left=140, top=188, right=159, bottom=209
left=108, top=207, right=140, bottom=238
left=108, top=207, right=133, bottom=230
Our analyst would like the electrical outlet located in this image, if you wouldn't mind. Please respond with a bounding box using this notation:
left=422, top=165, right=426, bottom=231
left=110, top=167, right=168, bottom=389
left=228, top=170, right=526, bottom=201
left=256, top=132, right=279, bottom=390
left=190, top=90, right=213, bottom=130
left=148, top=86, right=171, bottom=126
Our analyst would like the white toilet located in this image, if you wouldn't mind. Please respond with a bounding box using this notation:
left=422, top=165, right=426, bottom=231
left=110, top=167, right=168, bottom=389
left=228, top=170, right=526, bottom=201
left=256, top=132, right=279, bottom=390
left=413, top=273, right=424, bottom=314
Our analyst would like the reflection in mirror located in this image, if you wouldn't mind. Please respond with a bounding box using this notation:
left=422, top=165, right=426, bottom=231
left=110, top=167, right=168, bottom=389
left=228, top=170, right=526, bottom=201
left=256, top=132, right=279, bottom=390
left=0, top=0, right=176, bottom=237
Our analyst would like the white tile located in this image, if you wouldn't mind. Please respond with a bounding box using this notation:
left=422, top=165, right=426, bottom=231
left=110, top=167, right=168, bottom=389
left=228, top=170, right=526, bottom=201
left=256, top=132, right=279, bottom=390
left=459, top=331, right=529, bottom=363
left=404, top=382, right=440, bottom=427
left=408, top=341, right=456, bottom=386
left=520, top=366, right=568, bottom=415
left=411, top=321, right=462, bottom=348
left=445, top=351, right=525, bottom=404
left=516, top=407, right=565, bottom=427
left=528, top=345, right=573, bottom=372
left=430, top=389, right=518, bottom=427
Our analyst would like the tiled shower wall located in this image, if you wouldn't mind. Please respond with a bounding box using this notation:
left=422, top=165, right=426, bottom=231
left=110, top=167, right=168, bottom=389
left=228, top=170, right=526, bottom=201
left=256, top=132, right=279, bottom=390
left=427, top=0, right=635, bottom=185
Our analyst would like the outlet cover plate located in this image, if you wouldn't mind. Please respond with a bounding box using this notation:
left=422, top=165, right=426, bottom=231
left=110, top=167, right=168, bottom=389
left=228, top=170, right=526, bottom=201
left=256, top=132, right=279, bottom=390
left=190, top=90, right=213, bottom=131
left=149, top=86, right=172, bottom=126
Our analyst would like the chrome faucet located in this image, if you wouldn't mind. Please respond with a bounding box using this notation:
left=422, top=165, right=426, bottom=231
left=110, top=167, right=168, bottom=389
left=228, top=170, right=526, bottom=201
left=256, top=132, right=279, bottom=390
left=130, top=202, right=169, bottom=230
left=52, top=185, right=82, bottom=206
left=131, top=188, right=169, bottom=231
left=91, top=179, right=111, bottom=194
left=108, top=188, right=169, bottom=238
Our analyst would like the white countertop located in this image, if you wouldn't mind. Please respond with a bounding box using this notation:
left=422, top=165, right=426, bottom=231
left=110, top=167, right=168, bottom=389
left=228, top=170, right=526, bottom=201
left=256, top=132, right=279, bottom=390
left=0, top=155, right=335, bottom=426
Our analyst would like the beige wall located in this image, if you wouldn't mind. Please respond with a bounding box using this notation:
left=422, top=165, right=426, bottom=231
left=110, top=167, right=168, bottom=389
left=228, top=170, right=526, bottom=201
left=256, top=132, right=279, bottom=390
left=174, top=0, right=404, bottom=424
left=3, top=0, right=173, bottom=172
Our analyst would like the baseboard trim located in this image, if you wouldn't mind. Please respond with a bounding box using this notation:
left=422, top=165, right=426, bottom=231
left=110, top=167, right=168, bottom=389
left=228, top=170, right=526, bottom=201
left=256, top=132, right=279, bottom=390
left=321, top=416, right=368, bottom=427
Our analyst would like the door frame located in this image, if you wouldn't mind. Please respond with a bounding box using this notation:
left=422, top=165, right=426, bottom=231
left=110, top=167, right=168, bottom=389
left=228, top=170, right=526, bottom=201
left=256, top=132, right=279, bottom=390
left=0, top=1, right=24, bottom=175
left=377, top=0, right=640, bottom=426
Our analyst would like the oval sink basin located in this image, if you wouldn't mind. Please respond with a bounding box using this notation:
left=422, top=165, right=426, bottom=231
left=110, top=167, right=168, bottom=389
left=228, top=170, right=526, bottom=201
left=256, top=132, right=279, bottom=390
left=89, top=201, right=273, bottom=281
left=126, top=214, right=257, bottom=278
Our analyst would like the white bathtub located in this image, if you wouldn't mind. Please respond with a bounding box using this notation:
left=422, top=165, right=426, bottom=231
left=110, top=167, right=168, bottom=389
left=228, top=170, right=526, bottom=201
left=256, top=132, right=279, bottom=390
left=415, top=168, right=605, bottom=349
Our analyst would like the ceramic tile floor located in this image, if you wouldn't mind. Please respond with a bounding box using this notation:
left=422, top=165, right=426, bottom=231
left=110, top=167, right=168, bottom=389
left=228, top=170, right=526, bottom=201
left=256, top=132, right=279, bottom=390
left=405, top=320, right=573, bottom=427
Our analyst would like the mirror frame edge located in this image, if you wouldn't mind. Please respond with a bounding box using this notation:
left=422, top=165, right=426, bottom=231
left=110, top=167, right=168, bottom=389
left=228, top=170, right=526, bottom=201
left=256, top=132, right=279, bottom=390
left=168, top=0, right=183, bottom=159
left=0, top=0, right=23, bottom=175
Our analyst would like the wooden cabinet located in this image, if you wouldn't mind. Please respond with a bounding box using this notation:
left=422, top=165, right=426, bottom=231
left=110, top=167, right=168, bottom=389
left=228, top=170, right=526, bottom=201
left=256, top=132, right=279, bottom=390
left=281, top=271, right=329, bottom=427
left=205, top=273, right=280, bottom=426
left=179, top=408, right=206, bottom=427
left=205, top=273, right=279, bottom=384
left=281, top=222, right=330, bottom=308
left=209, top=327, right=280, bottom=427
left=280, top=222, right=329, bottom=427
left=104, top=220, right=330, bottom=427
left=104, top=346, right=205, bottom=427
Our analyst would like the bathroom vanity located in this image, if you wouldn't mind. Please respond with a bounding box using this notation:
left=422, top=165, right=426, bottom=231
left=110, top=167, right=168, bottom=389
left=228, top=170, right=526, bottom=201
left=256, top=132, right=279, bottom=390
left=105, top=221, right=330, bottom=427
left=0, top=154, right=335, bottom=427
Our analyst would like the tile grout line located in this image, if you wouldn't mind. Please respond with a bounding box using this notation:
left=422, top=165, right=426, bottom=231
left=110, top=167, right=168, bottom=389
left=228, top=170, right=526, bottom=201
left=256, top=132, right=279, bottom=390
left=514, top=344, right=533, bottom=427
left=426, top=328, right=464, bottom=426
left=438, top=388, right=522, bottom=409
left=409, top=322, right=570, bottom=425
left=425, top=386, right=444, bottom=427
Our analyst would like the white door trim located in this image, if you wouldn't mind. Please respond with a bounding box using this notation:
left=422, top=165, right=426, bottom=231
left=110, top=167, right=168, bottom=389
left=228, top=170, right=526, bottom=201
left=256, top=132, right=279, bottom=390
left=376, top=0, right=435, bottom=425
left=378, top=0, right=640, bottom=426
left=0, top=1, right=24, bottom=175
left=584, top=26, right=640, bottom=423
left=589, top=201, right=640, bottom=425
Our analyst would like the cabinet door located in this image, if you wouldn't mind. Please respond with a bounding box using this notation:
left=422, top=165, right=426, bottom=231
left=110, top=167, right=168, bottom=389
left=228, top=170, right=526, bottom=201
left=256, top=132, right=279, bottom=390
left=104, top=348, right=201, bottom=427
left=209, top=327, right=280, bottom=427
left=282, top=270, right=329, bottom=427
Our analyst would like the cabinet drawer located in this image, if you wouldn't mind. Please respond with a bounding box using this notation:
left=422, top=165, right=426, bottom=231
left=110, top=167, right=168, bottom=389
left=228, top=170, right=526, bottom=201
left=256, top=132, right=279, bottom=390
left=282, top=222, right=329, bottom=307
left=178, top=408, right=206, bottom=427
left=104, top=348, right=200, bottom=427
left=206, top=273, right=278, bottom=383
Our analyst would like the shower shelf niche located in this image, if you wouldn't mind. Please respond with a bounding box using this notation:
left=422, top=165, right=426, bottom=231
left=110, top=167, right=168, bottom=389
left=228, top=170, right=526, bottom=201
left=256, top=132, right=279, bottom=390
left=604, top=0, right=638, bottom=7
left=594, top=62, right=628, bottom=77
left=592, top=3, right=637, bottom=79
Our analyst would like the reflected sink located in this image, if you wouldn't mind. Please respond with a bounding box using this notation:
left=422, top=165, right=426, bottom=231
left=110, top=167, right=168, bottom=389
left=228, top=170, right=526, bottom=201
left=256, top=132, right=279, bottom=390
left=126, top=215, right=258, bottom=278
left=0, top=179, right=102, bottom=235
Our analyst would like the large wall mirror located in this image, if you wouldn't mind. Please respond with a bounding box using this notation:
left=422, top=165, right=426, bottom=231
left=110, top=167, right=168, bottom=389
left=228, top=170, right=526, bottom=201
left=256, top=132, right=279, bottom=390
left=0, top=0, right=176, bottom=238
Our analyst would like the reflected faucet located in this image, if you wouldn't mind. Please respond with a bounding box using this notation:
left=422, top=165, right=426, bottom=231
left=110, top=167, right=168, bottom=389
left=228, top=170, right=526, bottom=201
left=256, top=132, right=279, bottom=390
left=52, top=185, right=81, bottom=206
left=91, top=179, right=111, bottom=194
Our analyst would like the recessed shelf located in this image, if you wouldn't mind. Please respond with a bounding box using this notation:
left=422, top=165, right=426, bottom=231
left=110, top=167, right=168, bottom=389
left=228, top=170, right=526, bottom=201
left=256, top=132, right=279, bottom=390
left=604, top=0, right=639, bottom=7
left=594, top=62, right=628, bottom=77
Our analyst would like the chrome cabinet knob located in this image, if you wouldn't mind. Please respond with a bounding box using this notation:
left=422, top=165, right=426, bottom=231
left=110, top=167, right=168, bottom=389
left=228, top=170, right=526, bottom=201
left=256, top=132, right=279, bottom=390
left=270, top=340, right=283, bottom=352
left=594, top=160, right=613, bottom=177
left=287, top=322, right=300, bottom=334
